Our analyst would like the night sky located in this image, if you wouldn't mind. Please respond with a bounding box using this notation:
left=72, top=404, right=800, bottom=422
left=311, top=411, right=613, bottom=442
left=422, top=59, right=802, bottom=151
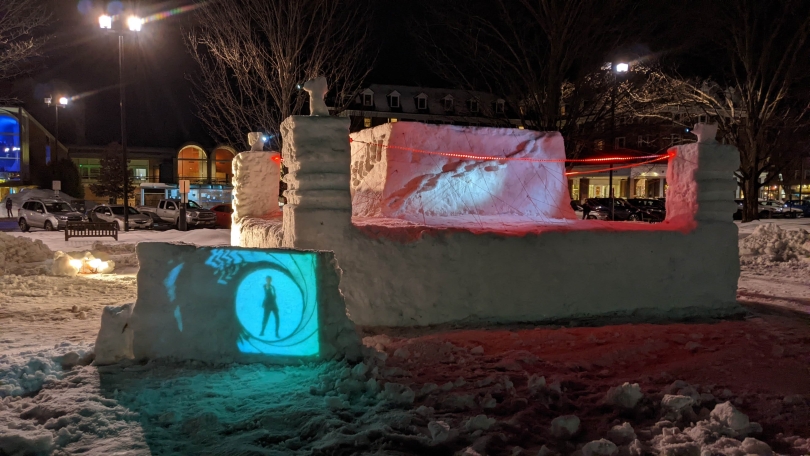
left=10, top=0, right=435, bottom=150
left=13, top=1, right=694, bottom=150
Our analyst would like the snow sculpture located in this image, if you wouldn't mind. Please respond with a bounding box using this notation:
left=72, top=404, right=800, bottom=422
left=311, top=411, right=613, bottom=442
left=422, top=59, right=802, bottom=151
left=280, top=115, right=352, bottom=249
left=303, top=76, right=329, bottom=116
left=248, top=132, right=265, bottom=151
left=350, top=123, right=575, bottom=221
left=127, top=242, right=361, bottom=364
left=231, top=134, right=282, bottom=247
left=273, top=117, right=742, bottom=327
left=693, top=123, right=718, bottom=144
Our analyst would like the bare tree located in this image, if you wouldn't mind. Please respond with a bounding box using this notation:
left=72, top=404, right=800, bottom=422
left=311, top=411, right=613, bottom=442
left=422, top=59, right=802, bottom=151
left=631, top=0, right=810, bottom=222
left=418, top=0, right=656, bottom=158
left=186, top=0, right=373, bottom=150
left=0, top=0, right=49, bottom=83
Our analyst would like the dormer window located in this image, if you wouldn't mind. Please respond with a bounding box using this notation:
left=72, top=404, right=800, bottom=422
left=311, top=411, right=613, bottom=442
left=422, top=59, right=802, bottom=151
left=388, top=90, right=401, bottom=108
left=468, top=99, right=479, bottom=113
left=443, top=96, right=454, bottom=111
left=362, top=90, right=373, bottom=107
left=416, top=93, right=428, bottom=110
left=495, top=99, right=505, bottom=114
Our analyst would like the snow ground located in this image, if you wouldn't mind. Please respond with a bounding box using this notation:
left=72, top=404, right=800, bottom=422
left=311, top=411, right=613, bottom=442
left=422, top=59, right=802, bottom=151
left=1, top=221, right=809, bottom=455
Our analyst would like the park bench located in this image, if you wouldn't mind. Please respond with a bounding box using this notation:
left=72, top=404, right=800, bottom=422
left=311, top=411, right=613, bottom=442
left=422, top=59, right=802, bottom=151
left=65, top=221, right=118, bottom=241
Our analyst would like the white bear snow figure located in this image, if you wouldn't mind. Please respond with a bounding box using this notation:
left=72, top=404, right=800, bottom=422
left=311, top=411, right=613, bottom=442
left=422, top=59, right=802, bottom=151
left=303, top=76, right=329, bottom=116
left=693, top=123, right=718, bottom=144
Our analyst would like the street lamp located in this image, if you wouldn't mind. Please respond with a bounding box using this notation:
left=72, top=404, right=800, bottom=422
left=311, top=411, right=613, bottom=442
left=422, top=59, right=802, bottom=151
left=98, top=13, right=143, bottom=231
left=609, top=61, right=629, bottom=221
left=44, top=96, right=69, bottom=156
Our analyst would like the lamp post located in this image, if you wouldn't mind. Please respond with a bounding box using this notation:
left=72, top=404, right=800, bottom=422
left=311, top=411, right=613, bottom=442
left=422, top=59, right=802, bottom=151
left=609, top=62, right=629, bottom=221
left=44, top=96, right=69, bottom=157
left=99, top=14, right=142, bottom=232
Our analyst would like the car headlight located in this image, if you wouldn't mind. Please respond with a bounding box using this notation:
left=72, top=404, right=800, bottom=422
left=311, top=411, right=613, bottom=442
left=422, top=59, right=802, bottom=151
left=56, top=215, right=68, bottom=220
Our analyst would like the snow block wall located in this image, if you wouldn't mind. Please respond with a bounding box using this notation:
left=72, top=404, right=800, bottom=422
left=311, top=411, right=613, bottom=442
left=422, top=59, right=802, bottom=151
left=273, top=117, right=742, bottom=327
left=350, top=123, right=575, bottom=221
left=231, top=151, right=281, bottom=247
left=124, top=242, right=361, bottom=364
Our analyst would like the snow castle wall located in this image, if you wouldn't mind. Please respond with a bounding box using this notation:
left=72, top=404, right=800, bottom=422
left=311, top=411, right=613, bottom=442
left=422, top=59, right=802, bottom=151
left=123, top=242, right=361, bottom=364
left=231, top=150, right=281, bottom=247
left=244, top=116, right=741, bottom=327
left=350, top=123, right=575, bottom=221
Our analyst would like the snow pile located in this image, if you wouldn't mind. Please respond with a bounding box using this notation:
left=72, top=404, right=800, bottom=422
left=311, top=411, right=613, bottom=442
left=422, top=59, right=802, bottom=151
left=350, top=122, right=575, bottom=222
left=0, top=343, right=93, bottom=398
left=739, top=223, right=810, bottom=262
left=94, top=304, right=134, bottom=365
left=0, top=231, right=52, bottom=273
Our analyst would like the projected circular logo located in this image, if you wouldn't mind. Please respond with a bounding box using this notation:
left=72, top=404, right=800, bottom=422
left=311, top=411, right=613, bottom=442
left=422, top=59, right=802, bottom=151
left=235, top=268, right=305, bottom=342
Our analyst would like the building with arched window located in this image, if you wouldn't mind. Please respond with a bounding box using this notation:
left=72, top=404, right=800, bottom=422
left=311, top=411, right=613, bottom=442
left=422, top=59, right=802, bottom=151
left=212, top=146, right=236, bottom=184
left=177, top=144, right=209, bottom=184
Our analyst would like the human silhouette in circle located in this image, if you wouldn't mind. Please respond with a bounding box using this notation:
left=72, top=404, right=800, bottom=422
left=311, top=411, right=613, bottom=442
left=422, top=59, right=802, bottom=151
left=259, top=276, right=280, bottom=338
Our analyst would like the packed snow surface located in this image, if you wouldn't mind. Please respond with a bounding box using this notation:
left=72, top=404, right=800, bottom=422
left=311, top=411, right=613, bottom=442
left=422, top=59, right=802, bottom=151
left=0, top=232, right=52, bottom=273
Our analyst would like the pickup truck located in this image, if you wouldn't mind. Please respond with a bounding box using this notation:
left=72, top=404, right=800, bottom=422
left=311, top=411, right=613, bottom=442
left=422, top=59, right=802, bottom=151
left=137, top=199, right=217, bottom=228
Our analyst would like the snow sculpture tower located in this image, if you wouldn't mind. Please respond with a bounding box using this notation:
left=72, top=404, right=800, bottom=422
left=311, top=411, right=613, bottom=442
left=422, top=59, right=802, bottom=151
left=231, top=132, right=281, bottom=246
left=303, top=76, right=329, bottom=116
left=280, top=79, right=351, bottom=249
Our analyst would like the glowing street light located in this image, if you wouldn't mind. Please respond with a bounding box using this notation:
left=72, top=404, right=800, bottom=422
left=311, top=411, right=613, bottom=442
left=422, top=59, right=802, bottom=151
left=44, top=95, right=69, bottom=153
left=97, top=13, right=144, bottom=231
left=615, top=62, right=629, bottom=73
left=127, top=16, right=143, bottom=32
left=99, top=14, right=112, bottom=29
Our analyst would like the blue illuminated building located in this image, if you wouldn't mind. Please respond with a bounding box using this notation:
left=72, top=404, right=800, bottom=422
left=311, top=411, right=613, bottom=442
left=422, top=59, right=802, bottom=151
left=0, top=107, right=67, bottom=201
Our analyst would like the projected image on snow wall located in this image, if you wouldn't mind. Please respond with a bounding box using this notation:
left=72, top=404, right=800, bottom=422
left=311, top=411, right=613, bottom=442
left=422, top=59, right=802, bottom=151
left=164, top=248, right=320, bottom=357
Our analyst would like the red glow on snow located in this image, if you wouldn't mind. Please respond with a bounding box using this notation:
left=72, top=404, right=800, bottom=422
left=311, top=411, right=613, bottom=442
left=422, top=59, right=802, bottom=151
left=271, top=155, right=282, bottom=164
left=351, top=139, right=668, bottom=165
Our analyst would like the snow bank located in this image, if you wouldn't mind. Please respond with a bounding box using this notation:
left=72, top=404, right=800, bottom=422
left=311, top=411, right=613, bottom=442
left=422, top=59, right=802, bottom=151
left=124, top=242, right=361, bottom=364
left=350, top=122, right=574, bottom=221
left=231, top=150, right=281, bottom=246
left=739, top=223, right=810, bottom=261
left=0, top=231, right=52, bottom=273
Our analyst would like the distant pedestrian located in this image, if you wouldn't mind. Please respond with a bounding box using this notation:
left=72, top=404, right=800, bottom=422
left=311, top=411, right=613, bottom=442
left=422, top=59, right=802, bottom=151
left=5, top=198, right=12, bottom=218
left=582, top=202, right=591, bottom=220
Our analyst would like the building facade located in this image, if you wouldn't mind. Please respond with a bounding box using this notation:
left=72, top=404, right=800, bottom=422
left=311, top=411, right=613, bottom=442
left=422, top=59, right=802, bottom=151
left=0, top=107, right=69, bottom=201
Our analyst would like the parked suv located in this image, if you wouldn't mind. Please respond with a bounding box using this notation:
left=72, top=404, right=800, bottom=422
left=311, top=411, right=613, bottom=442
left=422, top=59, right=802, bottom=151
left=18, top=199, right=84, bottom=232
left=626, top=198, right=666, bottom=222
left=582, top=198, right=642, bottom=221
left=137, top=199, right=216, bottom=228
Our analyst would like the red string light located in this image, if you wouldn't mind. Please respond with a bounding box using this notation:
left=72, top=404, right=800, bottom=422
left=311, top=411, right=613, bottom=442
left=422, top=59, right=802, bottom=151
left=564, top=153, right=672, bottom=176
left=350, top=139, right=669, bottom=164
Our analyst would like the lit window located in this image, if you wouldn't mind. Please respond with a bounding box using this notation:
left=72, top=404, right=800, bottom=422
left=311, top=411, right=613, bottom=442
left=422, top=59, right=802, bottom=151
left=363, top=94, right=373, bottom=106
left=364, top=117, right=372, bottom=128
left=496, top=100, right=505, bottom=114
left=518, top=125, right=525, bottom=130
left=389, top=95, right=400, bottom=108
left=389, top=118, right=398, bottom=123
left=469, top=99, right=479, bottom=113
left=594, top=140, right=605, bottom=151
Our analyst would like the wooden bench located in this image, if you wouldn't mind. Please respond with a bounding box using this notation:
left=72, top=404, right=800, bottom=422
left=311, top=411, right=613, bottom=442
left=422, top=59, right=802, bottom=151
left=65, top=221, right=118, bottom=241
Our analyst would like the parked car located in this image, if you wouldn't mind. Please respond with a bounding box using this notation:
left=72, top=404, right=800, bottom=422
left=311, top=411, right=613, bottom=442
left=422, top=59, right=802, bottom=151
left=758, top=200, right=801, bottom=218
left=571, top=200, right=608, bottom=220
left=210, top=203, right=233, bottom=228
left=626, top=198, right=666, bottom=222
left=144, top=211, right=176, bottom=231
left=89, top=204, right=153, bottom=230
left=582, top=198, right=642, bottom=221
left=783, top=200, right=810, bottom=217
left=137, top=199, right=216, bottom=228
left=18, top=199, right=85, bottom=232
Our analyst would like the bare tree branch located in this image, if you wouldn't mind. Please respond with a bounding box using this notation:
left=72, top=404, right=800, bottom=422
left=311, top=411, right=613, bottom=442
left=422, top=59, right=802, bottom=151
left=185, top=0, right=374, bottom=150
left=0, top=0, right=49, bottom=85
